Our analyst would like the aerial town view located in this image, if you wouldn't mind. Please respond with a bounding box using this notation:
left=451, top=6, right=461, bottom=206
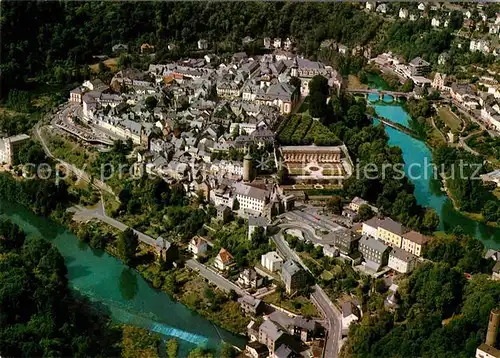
left=1, top=1, right=500, bottom=357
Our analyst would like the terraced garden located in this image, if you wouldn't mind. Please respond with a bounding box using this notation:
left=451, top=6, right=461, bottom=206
left=277, top=114, right=341, bottom=146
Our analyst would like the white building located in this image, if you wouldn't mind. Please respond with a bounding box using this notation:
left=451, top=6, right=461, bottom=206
left=417, top=2, right=426, bottom=11
left=188, top=236, right=208, bottom=257
left=388, top=247, right=418, bottom=274
left=0, top=134, right=30, bottom=166
left=197, top=39, right=208, bottom=50
left=476, top=343, right=500, bottom=358
left=341, top=300, right=361, bottom=336
left=399, top=8, right=408, bottom=19
left=470, top=39, right=491, bottom=54
left=431, top=18, right=440, bottom=28
left=233, top=181, right=269, bottom=215
left=365, top=1, right=376, bottom=11
left=261, top=251, right=283, bottom=272
left=214, top=248, right=234, bottom=271
left=248, top=216, right=269, bottom=240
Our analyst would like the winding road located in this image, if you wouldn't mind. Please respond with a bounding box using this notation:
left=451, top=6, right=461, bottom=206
left=272, top=227, right=342, bottom=358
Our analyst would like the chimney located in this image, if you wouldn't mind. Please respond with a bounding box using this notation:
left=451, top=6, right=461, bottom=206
left=486, top=309, right=500, bottom=347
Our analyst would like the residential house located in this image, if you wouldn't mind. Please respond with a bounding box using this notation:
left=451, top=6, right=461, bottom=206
left=359, top=235, right=390, bottom=272
left=238, top=295, right=265, bottom=316
left=432, top=73, right=449, bottom=91
left=476, top=343, right=500, bottom=358
left=365, top=1, right=376, bottom=11
left=399, top=8, right=409, bottom=19
left=470, top=39, right=491, bottom=54
left=417, top=3, right=425, bottom=11
left=273, top=38, right=282, bottom=49
left=238, top=268, right=264, bottom=288
left=214, top=248, right=234, bottom=271
left=492, top=262, right=500, bottom=281
left=153, top=237, right=178, bottom=263
left=248, top=320, right=260, bottom=341
left=140, top=43, right=155, bottom=54
left=401, top=230, right=432, bottom=257
left=451, top=83, right=479, bottom=110
left=342, top=300, right=361, bottom=336
left=376, top=3, right=388, bottom=14
left=481, top=170, right=500, bottom=188
left=112, top=43, right=128, bottom=53
left=264, top=37, right=272, bottom=49
left=282, top=260, right=307, bottom=294
left=246, top=341, right=269, bottom=358
left=261, top=251, right=284, bottom=272
left=69, top=87, right=83, bottom=103
left=248, top=216, right=269, bottom=240
left=188, top=235, right=208, bottom=257
left=338, top=44, right=348, bottom=55
left=431, top=17, right=441, bottom=27
left=438, top=52, right=450, bottom=65
left=274, top=344, right=300, bottom=358
left=259, top=319, right=285, bottom=355
left=348, top=196, right=377, bottom=213
left=332, top=230, right=361, bottom=255
left=197, top=39, right=209, bottom=50
left=232, top=181, right=270, bottom=216
left=0, top=134, right=30, bottom=166
left=216, top=204, right=231, bottom=223
left=323, top=245, right=339, bottom=258
left=388, top=247, right=418, bottom=274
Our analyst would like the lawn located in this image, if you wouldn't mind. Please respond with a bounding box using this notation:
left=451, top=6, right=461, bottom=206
left=347, top=74, right=368, bottom=90
left=438, top=107, right=462, bottom=132
left=263, top=292, right=319, bottom=317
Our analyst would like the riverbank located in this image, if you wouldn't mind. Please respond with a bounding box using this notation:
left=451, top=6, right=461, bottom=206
left=368, top=94, right=500, bottom=248
left=0, top=194, right=247, bottom=355
left=66, top=211, right=251, bottom=337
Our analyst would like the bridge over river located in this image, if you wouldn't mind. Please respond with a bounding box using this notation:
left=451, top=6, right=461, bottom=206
left=347, top=88, right=413, bottom=101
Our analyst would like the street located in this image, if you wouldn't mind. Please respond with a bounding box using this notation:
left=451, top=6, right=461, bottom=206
left=186, top=259, right=246, bottom=296
left=272, top=229, right=342, bottom=358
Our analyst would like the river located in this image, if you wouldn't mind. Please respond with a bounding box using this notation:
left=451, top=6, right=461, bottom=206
left=368, top=93, right=500, bottom=249
left=0, top=199, right=246, bottom=356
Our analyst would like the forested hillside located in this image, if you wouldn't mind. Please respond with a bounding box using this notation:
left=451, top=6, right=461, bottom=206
left=4, top=2, right=498, bottom=98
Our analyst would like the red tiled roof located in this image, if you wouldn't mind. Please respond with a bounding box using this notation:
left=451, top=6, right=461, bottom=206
left=403, top=230, right=432, bottom=245
left=217, top=248, right=234, bottom=264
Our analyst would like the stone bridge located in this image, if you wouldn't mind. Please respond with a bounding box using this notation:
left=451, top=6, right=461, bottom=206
left=347, top=88, right=413, bottom=101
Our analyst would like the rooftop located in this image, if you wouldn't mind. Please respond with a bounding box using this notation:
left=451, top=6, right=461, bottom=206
left=390, top=246, right=417, bottom=263
left=360, top=235, right=390, bottom=253
left=403, top=230, right=432, bottom=245
left=282, top=260, right=302, bottom=276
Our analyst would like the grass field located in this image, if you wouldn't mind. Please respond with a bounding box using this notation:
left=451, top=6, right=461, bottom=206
left=438, top=107, right=462, bottom=132
left=347, top=74, right=368, bottom=90
left=89, top=57, right=119, bottom=73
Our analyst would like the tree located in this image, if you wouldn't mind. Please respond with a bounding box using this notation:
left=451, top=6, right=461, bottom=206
left=309, top=92, right=328, bottom=118
left=144, top=96, right=158, bottom=110
left=308, top=75, right=329, bottom=95
left=117, top=228, right=139, bottom=265
left=482, top=200, right=499, bottom=222
left=449, top=10, right=464, bottom=30
left=422, top=208, right=440, bottom=233
left=220, top=343, right=237, bottom=358
left=326, top=196, right=342, bottom=214
left=401, top=79, right=414, bottom=93
left=357, top=204, right=374, bottom=222
left=289, top=76, right=301, bottom=90
left=166, top=339, right=178, bottom=358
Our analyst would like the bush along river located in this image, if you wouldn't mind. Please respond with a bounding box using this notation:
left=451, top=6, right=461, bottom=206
left=368, top=93, right=500, bottom=249
left=0, top=199, right=246, bottom=356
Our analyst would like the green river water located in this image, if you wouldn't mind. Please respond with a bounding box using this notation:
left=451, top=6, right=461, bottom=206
left=0, top=199, right=246, bottom=356
left=369, top=93, right=500, bottom=249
